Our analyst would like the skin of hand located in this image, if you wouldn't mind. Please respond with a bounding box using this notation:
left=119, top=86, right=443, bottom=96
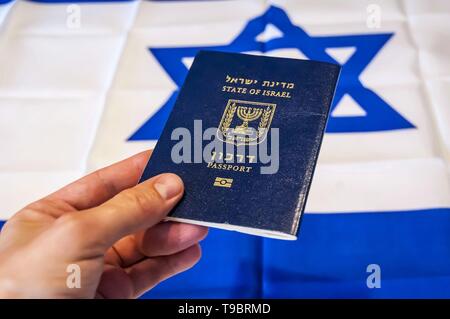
left=0, top=150, right=208, bottom=299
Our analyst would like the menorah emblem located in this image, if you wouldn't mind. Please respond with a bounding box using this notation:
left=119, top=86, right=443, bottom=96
left=217, top=99, right=276, bottom=146
left=234, top=106, right=263, bottom=135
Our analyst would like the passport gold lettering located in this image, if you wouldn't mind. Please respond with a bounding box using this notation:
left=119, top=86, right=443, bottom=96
left=224, top=75, right=294, bottom=99
left=207, top=162, right=252, bottom=173
left=262, top=89, right=291, bottom=98
left=211, top=151, right=256, bottom=163
left=222, top=85, right=247, bottom=94
left=225, top=75, right=258, bottom=85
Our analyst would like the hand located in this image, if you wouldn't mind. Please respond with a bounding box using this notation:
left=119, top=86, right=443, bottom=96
left=0, top=151, right=208, bottom=299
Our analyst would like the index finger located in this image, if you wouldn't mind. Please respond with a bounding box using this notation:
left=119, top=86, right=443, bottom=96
left=46, top=150, right=152, bottom=210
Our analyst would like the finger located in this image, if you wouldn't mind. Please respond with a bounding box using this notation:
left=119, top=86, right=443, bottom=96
left=47, top=150, right=152, bottom=210
left=127, top=244, right=202, bottom=298
left=136, top=222, right=208, bottom=257
left=106, top=223, right=208, bottom=268
left=104, top=235, right=145, bottom=268
left=96, top=264, right=134, bottom=299
left=79, top=173, right=184, bottom=247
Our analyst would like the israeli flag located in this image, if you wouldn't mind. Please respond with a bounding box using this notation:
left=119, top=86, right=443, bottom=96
left=0, top=0, right=449, bottom=298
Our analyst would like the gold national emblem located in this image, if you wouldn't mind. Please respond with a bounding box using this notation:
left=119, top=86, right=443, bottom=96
left=217, top=99, right=276, bottom=146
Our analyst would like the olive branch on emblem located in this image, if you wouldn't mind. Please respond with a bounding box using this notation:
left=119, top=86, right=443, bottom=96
left=258, top=107, right=272, bottom=136
left=222, top=102, right=237, bottom=132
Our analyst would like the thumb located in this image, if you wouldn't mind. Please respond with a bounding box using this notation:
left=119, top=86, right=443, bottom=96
left=81, top=173, right=184, bottom=247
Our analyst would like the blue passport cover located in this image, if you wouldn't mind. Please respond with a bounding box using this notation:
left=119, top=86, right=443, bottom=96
left=140, top=51, right=340, bottom=240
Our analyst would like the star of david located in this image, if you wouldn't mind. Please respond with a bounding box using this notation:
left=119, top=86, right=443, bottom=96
left=129, top=5, right=414, bottom=141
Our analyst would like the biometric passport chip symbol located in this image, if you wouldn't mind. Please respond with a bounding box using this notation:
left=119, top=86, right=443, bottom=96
left=213, top=177, right=233, bottom=188
left=217, top=99, right=276, bottom=146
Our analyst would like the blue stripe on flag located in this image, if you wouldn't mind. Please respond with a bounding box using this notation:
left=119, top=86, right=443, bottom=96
left=143, top=229, right=263, bottom=298
left=1, top=208, right=450, bottom=298
left=27, top=0, right=135, bottom=3
left=24, top=0, right=185, bottom=2
left=144, top=208, right=450, bottom=298
left=263, top=208, right=450, bottom=298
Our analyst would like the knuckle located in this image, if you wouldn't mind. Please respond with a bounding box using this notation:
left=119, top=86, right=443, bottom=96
left=9, top=202, right=49, bottom=223
left=23, top=198, right=75, bottom=216
left=93, top=169, right=119, bottom=198
left=53, top=213, right=106, bottom=254
left=24, top=198, right=52, bottom=210
left=56, top=213, right=87, bottom=237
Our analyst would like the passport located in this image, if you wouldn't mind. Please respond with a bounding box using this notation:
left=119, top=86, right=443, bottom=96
left=140, top=51, right=340, bottom=240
